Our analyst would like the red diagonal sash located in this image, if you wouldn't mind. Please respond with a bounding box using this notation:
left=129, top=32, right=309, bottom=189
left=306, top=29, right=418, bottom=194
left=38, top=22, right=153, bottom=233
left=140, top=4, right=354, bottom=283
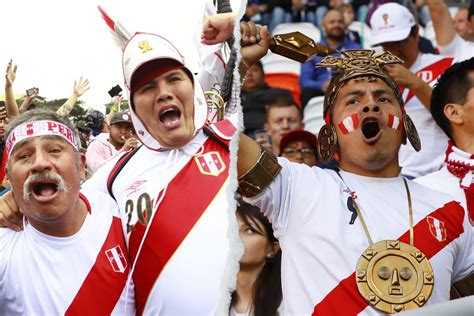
left=65, top=216, right=130, bottom=315
left=129, top=138, right=230, bottom=315
left=400, top=57, right=454, bottom=104
left=313, top=200, right=465, bottom=315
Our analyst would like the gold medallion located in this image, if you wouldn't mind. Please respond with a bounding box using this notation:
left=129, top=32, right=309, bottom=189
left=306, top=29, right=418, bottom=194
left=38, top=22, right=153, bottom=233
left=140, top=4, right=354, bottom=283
left=356, top=240, right=434, bottom=314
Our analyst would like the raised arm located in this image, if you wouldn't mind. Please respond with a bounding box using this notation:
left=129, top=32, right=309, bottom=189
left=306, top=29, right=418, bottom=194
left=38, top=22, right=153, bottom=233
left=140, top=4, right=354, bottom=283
left=424, top=0, right=456, bottom=46
left=56, top=77, right=90, bottom=117
left=201, top=12, right=236, bottom=45
left=105, top=95, right=122, bottom=125
left=4, top=60, right=20, bottom=117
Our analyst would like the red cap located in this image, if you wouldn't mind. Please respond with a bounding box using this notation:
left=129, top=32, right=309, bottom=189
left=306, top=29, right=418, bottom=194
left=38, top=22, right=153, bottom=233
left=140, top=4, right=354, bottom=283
left=279, top=130, right=318, bottom=155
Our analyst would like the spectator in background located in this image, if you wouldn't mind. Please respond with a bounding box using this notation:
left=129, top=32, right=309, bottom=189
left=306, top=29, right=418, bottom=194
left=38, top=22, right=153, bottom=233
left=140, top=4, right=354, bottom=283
left=85, top=111, right=138, bottom=174
left=267, top=0, right=317, bottom=33
left=241, top=61, right=296, bottom=137
left=4, top=60, right=90, bottom=118
left=425, top=0, right=474, bottom=61
left=231, top=200, right=282, bottom=316
left=339, top=3, right=362, bottom=45
left=264, top=96, right=304, bottom=154
left=279, top=129, right=318, bottom=167
left=416, top=57, right=474, bottom=230
left=454, top=5, right=474, bottom=42
left=370, top=2, right=456, bottom=178
left=300, top=9, right=361, bottom=107
left=85, top=109, right=107, bottom=137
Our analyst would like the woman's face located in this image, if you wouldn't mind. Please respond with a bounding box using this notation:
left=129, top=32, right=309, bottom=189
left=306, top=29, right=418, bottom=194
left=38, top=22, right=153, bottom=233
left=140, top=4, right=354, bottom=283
left=237, top=214, right=278, bottom=269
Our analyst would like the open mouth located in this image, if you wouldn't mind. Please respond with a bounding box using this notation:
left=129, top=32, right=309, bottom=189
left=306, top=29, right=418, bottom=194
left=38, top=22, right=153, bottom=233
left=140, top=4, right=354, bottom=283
left=361, top=118, right=382, bottom=144
left=159, top=106, right=181, bottom=127
left=31, top=180, right=59, bottom=200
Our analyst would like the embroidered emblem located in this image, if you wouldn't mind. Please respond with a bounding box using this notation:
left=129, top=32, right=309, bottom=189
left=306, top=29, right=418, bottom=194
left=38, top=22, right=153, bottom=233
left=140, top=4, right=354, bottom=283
left=426, top=216, right=447, bottom=242
left=105, top=245, right=128, bottom=273
left=138, top=40, right=153, bottom=53
left=195, top=151, right=225, bottom=176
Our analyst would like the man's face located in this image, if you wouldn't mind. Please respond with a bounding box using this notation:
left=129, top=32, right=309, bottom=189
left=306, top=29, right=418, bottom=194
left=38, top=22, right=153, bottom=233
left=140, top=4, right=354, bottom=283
left=242, top=64, right=265, bottom=92
left=109, top=122, right=132, bottom=146
left=454, top=8, right=473, bottom=39
left=264, top=106, right=303, bottom=149
left=9, top=136, right=84, bottom=229
left=331, top=77, right=404, bottom=175
left=381, top=31, right=419, bottom=68
left=323, top=10, right=346, bottom=41
left=133, top=68, right=195, bottom=149
left=281, top=140, right=317, bottom=167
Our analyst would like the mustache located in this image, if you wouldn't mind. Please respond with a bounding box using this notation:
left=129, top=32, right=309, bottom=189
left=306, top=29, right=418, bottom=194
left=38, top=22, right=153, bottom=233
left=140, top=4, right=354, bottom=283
left=23, top=171, right=68, bottom=201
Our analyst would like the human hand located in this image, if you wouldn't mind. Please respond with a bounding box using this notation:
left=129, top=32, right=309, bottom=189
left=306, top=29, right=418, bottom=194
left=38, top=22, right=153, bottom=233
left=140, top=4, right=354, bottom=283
left=0, top=191, right=23, bottom=231
left=123, top=136, right=140, bottom=152
left=73, top=77, right=90, bottom=97
left=385, top=64, right=419, bottom=89
left=5, top=59, right=17, bottom=88
left=240, top=21, right=271, bottom=67
left=201, top=12, right=236, bottom=45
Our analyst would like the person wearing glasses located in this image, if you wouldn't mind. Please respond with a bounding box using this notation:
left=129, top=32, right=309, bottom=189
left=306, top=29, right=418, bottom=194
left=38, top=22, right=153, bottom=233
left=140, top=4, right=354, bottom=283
left=279, top=130, right=318, bottom=167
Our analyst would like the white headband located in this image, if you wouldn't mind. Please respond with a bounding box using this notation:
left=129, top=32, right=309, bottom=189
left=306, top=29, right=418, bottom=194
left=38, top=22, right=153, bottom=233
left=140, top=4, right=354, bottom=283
left=5, top=120, right=79, bottom=159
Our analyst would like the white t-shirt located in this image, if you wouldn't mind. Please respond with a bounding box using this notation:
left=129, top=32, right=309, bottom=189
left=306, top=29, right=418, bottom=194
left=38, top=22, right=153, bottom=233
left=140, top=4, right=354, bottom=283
left=438, top=35, right=474, bottom=62
left=83, top=130, right=238, bottom=315
left=246, top=158, right=473, bottom=315
left=399, top=53, right=455, bottom=178
left=0, top=188, right=134, bottom=315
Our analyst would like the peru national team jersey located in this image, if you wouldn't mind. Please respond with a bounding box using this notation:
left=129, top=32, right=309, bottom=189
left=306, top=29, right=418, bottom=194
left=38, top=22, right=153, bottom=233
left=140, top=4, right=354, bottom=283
left=398, top=53, right=455, bottom=178
left=0, top=188, right=134, bottom=315
left=246, top=158, right=473, bottom=315
left=83, top=127, right=238, bottom=315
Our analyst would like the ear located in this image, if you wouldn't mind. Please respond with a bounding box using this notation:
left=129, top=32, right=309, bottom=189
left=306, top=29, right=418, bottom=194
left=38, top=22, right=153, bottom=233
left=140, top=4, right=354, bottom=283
left=79, top=153, right=87, bottom=180
left=444, top=103, right=463, bottom=125
left=267, top=241, right=280, bottom=258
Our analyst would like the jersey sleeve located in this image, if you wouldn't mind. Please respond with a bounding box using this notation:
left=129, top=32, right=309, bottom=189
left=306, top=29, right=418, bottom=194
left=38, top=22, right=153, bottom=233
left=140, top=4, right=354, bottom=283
left=244, top=158, right=329, bottom=239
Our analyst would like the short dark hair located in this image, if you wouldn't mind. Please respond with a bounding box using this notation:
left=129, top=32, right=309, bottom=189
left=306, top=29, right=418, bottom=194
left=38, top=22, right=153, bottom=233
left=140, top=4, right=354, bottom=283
left=430, top=57, right=474, bottom=139
left=265, top=95, right=301, bottom=120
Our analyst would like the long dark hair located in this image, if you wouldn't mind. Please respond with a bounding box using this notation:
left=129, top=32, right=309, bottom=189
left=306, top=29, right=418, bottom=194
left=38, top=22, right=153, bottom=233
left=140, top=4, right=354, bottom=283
left=231, top=200, right=282, bottom=316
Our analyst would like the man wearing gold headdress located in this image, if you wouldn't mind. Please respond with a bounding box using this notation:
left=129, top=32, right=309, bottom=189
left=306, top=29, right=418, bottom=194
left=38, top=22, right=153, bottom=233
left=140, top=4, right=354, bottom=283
left=237, top=22, right=473, bottom=315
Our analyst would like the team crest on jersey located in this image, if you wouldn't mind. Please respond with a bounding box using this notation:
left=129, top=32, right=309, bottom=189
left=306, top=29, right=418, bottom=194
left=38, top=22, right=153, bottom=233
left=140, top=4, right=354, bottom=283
left=105, top=245, right=128, bottom=273
left=417, top=70, right=433, bottom=82
left=195, top=151, right=225, bottom=176
left=427, top=216, right=447, bottom=242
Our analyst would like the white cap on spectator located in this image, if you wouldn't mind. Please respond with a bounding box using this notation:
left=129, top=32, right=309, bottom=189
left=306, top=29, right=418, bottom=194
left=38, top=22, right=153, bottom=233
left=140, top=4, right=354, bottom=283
left=121, top=32, right=208, bottom=151
left=370, top=3, right=416, bottom=46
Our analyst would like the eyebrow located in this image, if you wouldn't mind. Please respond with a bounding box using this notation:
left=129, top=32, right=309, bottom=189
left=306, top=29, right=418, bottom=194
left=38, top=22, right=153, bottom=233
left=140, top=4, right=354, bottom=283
left=12, top=135, right=69, bottom=152
left=342, top=88, right=393, bottom=99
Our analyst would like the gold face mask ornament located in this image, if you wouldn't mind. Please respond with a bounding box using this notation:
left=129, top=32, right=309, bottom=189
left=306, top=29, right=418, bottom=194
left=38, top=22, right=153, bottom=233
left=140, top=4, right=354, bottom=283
left=315, top=50, right=421, bottom=163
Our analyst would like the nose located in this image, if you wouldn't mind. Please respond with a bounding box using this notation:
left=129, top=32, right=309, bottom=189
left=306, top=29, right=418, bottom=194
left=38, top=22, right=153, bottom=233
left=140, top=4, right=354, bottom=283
left=391, top=269, right=400, bottom=286
left=281, top=119, right=290, bottom=129
left=362, top=103, right=380, bottom=114
left=156, top=82, right=174, bottom=103
left=31, top=151, right=53, bottom=173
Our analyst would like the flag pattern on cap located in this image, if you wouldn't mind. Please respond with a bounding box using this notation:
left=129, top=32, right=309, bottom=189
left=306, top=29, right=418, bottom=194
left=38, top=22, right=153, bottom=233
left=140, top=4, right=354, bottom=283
left=387, top=114, right=403, bottom=130
left=338, top=114, right=359, bottom=135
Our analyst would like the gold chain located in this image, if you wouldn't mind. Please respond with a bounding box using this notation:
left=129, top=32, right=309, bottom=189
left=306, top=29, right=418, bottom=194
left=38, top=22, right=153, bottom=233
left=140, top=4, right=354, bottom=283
left=350, top=178, right=414, bottom=246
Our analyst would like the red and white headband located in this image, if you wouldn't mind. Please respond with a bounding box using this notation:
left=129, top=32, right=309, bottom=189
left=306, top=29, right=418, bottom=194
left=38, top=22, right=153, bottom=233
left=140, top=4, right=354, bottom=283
left=5, top=120, right=79, bottom=159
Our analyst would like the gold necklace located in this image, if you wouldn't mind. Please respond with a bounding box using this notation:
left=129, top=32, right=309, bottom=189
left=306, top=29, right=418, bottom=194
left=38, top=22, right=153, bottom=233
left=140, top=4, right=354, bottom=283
left=347, top=177, right=434, bottom=314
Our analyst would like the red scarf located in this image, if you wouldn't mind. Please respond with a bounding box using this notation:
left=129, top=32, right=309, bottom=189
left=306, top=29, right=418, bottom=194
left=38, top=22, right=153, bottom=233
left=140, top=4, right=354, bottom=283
left=445, top=141, right=474, bottom=225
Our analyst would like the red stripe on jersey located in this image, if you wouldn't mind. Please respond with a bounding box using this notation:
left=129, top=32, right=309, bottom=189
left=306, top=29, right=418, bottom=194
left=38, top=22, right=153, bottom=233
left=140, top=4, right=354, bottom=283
left=400, top=57, right=454, bottom=104
left=65, top=217, right=129, bottom=315
left=129, top=137, right=230, bottom=315
left=313, top=200, right=465, bottom=315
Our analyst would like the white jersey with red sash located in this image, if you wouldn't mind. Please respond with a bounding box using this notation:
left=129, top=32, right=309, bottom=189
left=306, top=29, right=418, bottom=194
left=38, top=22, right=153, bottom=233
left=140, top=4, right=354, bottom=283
left=246, top=158, right=473, bottom=315
left=83, top=120, right=237, bottom=315
left=416, top=142, right=474, bottom=227
left=0, top=189, right=134, bottom=315
left=398, top=53, right=455, bottom=178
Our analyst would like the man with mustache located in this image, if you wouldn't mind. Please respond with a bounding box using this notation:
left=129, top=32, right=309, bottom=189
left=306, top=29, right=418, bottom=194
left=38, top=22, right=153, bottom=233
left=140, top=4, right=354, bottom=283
left=237, top=22, right=473, bottom=314
left=0, top=109, right=134, bottom=314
